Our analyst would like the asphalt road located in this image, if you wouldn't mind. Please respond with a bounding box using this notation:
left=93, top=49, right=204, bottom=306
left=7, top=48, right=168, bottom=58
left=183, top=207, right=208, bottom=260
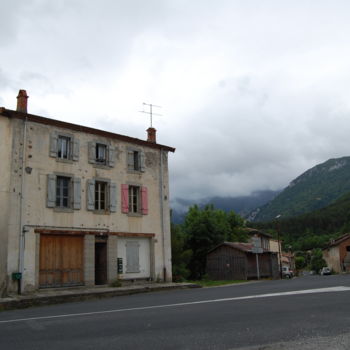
left=1, top=274, right=350, bottom=350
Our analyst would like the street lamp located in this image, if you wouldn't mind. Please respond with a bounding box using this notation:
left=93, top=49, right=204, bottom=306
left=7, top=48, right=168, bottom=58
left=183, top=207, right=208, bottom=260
left=276, top=215, right=283, bottom=279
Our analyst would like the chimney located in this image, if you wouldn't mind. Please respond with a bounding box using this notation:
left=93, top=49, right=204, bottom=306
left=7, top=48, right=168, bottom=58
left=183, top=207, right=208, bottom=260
left=17, top=90, right=28, bottom=113
left=147, top=127, right=157, bottom=143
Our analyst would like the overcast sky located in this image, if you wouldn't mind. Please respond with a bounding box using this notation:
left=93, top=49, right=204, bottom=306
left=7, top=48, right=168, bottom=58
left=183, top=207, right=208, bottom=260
left=2, top=0, right=350, bottom=205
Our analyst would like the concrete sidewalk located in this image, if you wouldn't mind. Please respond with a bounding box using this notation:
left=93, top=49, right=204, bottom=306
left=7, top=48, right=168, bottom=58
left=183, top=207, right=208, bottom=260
left=0, top=282, right=200, bottom=311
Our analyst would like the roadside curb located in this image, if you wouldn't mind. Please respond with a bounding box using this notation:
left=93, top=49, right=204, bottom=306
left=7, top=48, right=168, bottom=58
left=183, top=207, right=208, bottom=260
left=0, top=283, right=201, bottom=311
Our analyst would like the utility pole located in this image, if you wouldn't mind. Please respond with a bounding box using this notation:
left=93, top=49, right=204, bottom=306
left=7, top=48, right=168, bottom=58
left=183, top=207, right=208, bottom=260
left=276, top=215, right=283, bottom=279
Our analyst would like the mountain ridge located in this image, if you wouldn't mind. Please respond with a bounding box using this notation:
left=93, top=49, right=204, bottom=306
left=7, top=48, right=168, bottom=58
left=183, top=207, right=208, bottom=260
left=250, top=156, right=350, bottom=222
left=171, top=190, right=279, bottom=224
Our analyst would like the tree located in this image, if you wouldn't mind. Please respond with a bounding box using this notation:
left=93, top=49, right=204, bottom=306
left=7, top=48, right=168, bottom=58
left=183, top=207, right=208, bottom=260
left=310, top=248, right=327, bottom=273
left=171, top=222, right=192, bottom=281
left=183, top=205, right=246, bottom=279
left=295, top=256, right=306, bottom=270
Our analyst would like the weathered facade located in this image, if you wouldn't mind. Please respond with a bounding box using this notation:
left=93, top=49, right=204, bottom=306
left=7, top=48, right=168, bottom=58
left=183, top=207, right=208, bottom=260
left=323, top=234, right=350, bottom=273
left=0, top=90, right=175, bottom=295
left=206, top=242, right=279, bottom=280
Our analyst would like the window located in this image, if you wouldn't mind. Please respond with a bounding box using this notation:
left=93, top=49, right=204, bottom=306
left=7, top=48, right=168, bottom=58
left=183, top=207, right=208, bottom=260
left=127, top=149, right=145, bottom=172
left=87, top=179, right=117, bottom=213
left=56, top=176, right=70, bottom=208
left=96, top=144, right=107, bottom=164
left=47, top=174, right=81, bottom=210
left=88, top=142, right=115, bottom=167
left=133, top=151, right=140, bottom=171
left=57, top=136, right=71, bottom=159
left=262, top=237, right=270, bottom=251
left=95, top=181, right=107, bottom=210
left=129, top=185, right=140, bottom=213
left=121, top=184, right=148, bottom=215
left=49, top=132, right=79, bottom=161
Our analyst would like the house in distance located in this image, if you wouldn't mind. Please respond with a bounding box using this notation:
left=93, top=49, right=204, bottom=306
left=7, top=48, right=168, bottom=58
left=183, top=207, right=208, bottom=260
left=0, top=90, right=175, bottom=295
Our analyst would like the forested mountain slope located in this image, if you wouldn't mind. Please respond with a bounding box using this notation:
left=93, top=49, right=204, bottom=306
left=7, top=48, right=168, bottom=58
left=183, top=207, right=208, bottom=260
left=250, top=157, right=350, bottom=222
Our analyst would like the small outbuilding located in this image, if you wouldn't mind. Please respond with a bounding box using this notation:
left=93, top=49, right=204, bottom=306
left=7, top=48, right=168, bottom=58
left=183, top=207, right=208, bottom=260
left=206, top=242, right=279, bottom=280
left=323, top=234, right=350, bottom=273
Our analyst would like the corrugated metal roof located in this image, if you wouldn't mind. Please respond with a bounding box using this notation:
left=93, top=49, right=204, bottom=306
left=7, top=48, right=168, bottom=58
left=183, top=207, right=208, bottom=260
left=208, top=241, right=274, bottom=254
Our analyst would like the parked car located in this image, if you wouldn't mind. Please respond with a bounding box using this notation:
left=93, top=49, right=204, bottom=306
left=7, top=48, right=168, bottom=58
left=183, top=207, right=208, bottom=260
left=320, top=267, right=331, bottom=275
left=282, top=266, right=293, bottom=278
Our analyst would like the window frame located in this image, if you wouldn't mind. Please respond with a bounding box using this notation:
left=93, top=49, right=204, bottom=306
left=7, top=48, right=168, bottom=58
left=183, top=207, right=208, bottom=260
left=47, top=173, right=81, bottom=212
left=56, top=175, right=71, bottom=208
left=57, top=135, right=71, bottom=160
left=128, top=185, right=140, bottom=214
left=127, top=147, right=145, bottom=173
left=121, top=184, right=148, bottom=216
left=86, top=178, right=117, bottom=213
left=95, top=180, right=108, bottom=211
left=95, top=143, right=107, bottom=165
left=49, top=131, right=79, bottom=162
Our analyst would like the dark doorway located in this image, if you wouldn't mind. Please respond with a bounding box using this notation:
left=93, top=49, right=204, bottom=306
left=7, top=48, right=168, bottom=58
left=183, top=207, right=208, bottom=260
left=95, top=242, right=107, bottom=285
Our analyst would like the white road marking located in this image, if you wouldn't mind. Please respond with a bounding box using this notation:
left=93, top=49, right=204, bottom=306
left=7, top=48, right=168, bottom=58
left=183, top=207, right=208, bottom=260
left=0, top=286, right=349, bottom=324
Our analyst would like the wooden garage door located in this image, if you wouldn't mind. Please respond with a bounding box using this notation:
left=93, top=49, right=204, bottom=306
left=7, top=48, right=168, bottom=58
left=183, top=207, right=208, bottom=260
left=39, top=235, right=84, bottom=288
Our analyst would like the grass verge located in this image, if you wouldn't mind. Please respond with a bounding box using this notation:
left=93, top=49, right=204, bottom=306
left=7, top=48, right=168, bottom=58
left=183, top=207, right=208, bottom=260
left=187, top=279, right=248, bottom=287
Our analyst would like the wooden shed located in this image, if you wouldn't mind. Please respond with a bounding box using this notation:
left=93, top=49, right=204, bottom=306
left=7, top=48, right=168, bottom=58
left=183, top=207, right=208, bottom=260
left=206, top=242, right=279, bottom=280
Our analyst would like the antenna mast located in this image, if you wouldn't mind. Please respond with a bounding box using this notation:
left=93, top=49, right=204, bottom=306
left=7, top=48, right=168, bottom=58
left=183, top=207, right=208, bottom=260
left=139, top=103, right=162, bottom=128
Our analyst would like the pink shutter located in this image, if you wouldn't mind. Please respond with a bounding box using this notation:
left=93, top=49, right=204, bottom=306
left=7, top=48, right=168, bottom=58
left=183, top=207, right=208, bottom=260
left=141, top=186, right=148, bottom=215
left=121, top=184, right=129, bottom=213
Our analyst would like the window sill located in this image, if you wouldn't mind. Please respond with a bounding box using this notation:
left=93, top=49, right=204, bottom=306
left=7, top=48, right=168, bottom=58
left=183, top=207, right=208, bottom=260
left=53, top=207, right=74, bottom=213
left=127, top=212, right=143, bottom=217
left=93, top=163, right=112, bottom=169
left=55, top=158, right=74, bottom=164
left=93, top=210, right=111, bottom=215
left=127, top=169, right=144, bottom=175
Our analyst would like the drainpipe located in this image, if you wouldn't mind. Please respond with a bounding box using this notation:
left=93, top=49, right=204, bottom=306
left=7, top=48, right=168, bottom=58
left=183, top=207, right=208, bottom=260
left=18, top=115, right=28, bottom=294
left=17, top=90, right=29, bottom=294
left=159, top=148, right=166, bottom=281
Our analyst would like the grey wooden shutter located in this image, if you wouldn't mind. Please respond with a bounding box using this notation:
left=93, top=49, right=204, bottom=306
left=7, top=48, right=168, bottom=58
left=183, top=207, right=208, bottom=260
left=109, top=182, right=117, bottom=212
left=87, top=179, right=95, bottom=210
left=47, top=174, right=56, bottom=207
left=49, top=132, right=58, bottom=158
left=127, top=150, right=134, bottom=170
left=107, top=146, right=115, bottom=167
left=126, top=241, right=140, bottom=273
left=72, top=138, right=80, bottom=161
left=140, top=151, right=145, bottom=172
left=72, top=177, right=81, bottom=210
left=88, top=142, right=96, bottom=164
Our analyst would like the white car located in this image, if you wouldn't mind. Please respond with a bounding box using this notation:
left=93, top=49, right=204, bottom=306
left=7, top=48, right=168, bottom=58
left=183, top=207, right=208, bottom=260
left=282, top=266, right=293, bottom=278
left=320, top=267, right=331, bottom=275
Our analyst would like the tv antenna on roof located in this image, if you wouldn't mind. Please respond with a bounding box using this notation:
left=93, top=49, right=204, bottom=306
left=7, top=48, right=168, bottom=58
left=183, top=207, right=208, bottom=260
left=139, top=103, right=162, bottom=128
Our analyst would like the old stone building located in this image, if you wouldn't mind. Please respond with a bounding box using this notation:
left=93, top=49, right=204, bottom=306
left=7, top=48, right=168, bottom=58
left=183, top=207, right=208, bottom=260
left=0, top=90, right=175, bottom=295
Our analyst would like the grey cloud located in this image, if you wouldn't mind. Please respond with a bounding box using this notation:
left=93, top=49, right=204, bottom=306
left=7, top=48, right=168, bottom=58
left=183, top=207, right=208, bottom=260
left=2, top=0, right=350, bottom=204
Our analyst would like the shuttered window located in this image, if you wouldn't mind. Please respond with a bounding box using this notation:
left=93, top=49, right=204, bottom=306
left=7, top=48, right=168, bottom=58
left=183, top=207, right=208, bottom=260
left=88, top=142, right=115, bottom=167
left=87, top=179, right=117, bottom=213
left=127, top=149, right=145, bottom=172
left=121, top=184, right=148, bottom=215
left=47, top=174, right=81, bottom=210
left=126, top=241, right=140, bottom=273
left=49, top=132, right=79, bottom=161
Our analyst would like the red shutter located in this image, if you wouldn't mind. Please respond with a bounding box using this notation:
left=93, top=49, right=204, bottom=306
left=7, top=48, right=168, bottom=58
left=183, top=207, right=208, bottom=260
left=121, top=184, right=129, bottom=213
left=141, top=186, right=148, bottom=215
